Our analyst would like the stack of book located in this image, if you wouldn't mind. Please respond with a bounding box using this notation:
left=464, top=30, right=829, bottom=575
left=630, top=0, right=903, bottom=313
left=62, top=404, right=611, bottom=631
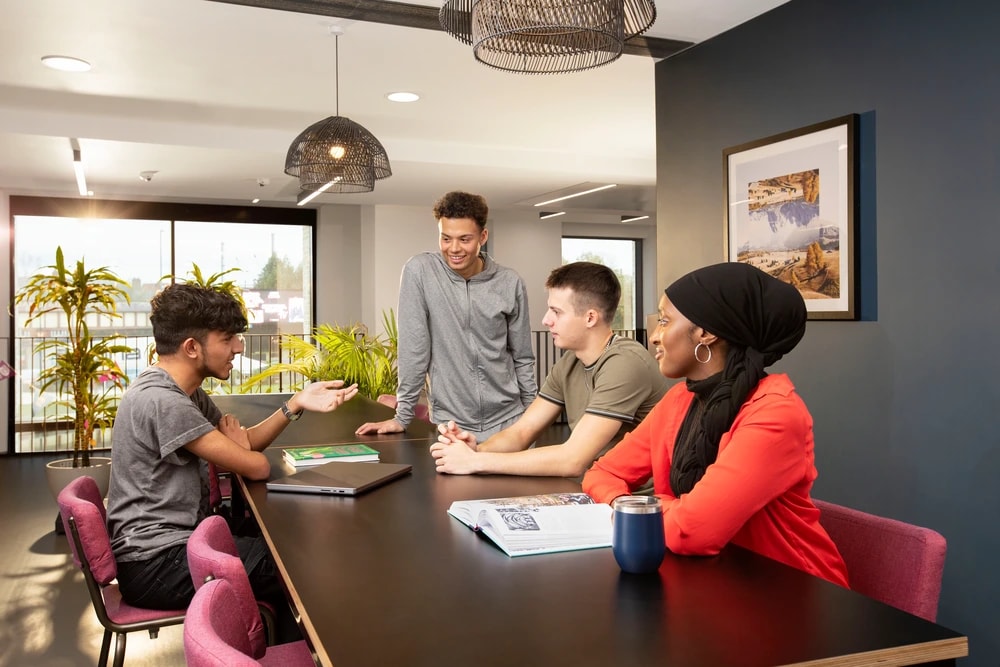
left=281, top=443, right=380, bottom=468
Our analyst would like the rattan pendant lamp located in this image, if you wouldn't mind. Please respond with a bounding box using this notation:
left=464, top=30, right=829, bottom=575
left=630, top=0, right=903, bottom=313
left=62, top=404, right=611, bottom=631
left=439, top=0, right=656, bottom=74
left=284, top=28, right=391, bottom=194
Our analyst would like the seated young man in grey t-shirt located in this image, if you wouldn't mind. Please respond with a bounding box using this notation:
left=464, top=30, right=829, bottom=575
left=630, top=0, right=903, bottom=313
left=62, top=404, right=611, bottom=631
left=430, top=262, right=668, bottom=478
left=107, top=283, right=357, bottom=637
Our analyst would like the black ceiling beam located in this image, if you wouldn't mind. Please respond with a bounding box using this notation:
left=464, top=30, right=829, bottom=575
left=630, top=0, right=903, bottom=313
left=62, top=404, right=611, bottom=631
left=207, top=0, right=693, bottom=59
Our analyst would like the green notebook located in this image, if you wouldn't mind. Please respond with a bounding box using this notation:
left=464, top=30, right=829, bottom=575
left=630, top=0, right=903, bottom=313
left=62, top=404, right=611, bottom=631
left=281, top=443, right=380, bottom=467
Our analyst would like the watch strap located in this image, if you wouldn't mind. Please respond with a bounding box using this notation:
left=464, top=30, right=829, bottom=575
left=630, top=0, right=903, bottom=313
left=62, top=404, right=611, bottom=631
left=281, top=401, right=303, bottom=421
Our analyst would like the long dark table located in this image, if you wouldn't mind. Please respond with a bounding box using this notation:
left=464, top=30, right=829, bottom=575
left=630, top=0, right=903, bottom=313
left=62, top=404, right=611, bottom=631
left=214, top=395, right=968, bottom=667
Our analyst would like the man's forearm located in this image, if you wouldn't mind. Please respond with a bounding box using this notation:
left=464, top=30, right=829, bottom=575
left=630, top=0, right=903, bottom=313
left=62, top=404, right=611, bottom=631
left=477, top=429, right=531, bottom=453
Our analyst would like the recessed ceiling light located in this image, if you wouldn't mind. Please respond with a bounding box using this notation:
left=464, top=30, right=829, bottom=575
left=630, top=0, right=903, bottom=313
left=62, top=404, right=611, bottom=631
left=251, top=198, right=261, bottom=204
left=620, top=215, right=649, bottom=223
left=386, top=92, right=420, bottom=103
left=539, top=211, right=565, bottom=220
left=41, top=55, right=91, bottom=72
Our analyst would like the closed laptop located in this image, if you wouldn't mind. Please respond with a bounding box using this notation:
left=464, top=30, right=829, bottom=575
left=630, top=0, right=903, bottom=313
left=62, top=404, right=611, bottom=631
left=266, top=461, right=412, bottom=496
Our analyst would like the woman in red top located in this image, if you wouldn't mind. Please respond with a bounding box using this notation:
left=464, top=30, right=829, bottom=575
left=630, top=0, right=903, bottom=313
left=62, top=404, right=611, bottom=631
left=583, top=262, right=848, bottom=587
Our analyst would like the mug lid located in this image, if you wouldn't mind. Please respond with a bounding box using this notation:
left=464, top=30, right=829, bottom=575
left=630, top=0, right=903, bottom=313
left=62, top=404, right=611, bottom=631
left=612, top=495, right=662, bottom=514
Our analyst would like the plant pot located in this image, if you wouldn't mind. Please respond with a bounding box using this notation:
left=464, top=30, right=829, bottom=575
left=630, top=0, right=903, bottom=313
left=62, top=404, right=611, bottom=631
left=45, top=456, right=112, bottom=502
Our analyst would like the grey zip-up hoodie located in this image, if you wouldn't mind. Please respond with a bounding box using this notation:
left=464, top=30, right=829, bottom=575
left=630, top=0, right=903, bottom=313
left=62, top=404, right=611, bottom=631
left=394, top=251, right=536, bottom=430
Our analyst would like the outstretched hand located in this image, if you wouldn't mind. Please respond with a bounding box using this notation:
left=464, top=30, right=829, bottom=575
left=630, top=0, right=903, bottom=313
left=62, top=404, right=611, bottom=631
left=293, top=380, right=359, bottom=413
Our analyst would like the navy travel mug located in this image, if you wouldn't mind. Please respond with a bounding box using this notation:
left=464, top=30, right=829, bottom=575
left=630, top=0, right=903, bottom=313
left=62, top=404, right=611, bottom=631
left=612, top=496, right=666, bottom=574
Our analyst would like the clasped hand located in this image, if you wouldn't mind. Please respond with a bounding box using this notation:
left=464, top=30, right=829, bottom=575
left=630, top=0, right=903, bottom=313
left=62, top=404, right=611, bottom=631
left=429, top=421, right=479, bottom=474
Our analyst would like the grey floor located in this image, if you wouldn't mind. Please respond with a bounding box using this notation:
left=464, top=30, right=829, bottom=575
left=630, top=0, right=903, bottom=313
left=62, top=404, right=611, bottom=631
left=0, top=454, right=185, bottom=667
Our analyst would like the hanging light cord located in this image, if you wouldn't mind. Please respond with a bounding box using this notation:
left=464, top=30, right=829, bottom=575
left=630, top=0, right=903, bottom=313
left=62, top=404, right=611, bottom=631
left=334, top=32, right=339, bottom=117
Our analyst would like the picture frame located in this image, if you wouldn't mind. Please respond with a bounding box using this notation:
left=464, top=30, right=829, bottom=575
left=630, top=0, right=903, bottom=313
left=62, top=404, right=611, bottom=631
left=724, top=114, right=858, bottom=320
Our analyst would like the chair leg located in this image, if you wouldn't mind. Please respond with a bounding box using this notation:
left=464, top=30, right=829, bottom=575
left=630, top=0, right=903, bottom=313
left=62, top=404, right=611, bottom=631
left=112, top=631, right=127, bottom=667
left=259, top=603, right=277, bottom=646
left=98, top=629, right=112, bottom=667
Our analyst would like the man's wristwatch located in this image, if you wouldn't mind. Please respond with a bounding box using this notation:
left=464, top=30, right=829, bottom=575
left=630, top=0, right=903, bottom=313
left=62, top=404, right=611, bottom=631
left=281, top=401, right=303, bottom=422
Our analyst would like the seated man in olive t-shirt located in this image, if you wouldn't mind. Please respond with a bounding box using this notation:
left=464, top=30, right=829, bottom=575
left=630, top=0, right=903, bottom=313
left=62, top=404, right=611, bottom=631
left=430, top=262, right=668, bottom=479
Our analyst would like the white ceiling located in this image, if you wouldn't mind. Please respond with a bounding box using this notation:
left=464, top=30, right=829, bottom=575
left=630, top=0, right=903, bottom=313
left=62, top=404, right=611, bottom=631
left=0, top=0, right=787, bottom=224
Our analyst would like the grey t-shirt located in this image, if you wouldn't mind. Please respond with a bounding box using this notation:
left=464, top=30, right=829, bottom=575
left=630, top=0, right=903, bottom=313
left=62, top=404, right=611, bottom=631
left=107, top=366, right=221, bottom=563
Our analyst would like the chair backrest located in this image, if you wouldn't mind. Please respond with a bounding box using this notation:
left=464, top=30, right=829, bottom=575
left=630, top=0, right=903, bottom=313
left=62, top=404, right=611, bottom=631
left=187, top=515, right=267, bottom=657
left=184, top=579, right=262, bottom=667
left=814, top=499, right=947, bottom=622
left=376, top=393, right=397, bottom=409
left=56, top=475, right=118, bottom=586
left=207, top=462, right=222, bottom=510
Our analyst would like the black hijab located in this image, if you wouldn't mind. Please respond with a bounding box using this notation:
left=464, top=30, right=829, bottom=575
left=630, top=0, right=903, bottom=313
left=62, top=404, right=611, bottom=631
left=665, top=262, right=806, bottom=496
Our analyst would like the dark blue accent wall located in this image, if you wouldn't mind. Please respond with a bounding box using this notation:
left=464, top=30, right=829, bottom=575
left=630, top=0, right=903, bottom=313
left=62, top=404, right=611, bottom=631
left=655, top=0, right=1000, bottom=663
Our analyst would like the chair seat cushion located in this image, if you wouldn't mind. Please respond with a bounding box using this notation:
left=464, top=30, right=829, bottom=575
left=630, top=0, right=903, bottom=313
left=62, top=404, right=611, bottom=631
left=259, top=639, right=314, bottom=666
left=103, top=584, right=186, bottom=625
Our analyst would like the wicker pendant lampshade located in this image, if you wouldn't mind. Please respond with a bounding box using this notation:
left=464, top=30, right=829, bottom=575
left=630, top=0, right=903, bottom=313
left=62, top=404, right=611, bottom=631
left=284, top=32, right=391, bottom=193
left=439, top=0, right=656, bottom=74
left=285, top=116, right=390, bottom=193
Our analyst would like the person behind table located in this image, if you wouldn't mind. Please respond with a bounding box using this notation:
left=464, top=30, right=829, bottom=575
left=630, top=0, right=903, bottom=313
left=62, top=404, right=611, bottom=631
left=582, top=262, right=848, bottom=587
left=107, top=283, right=359, bottom=636
left=431, top=261, right=668, bottom=478
left=356, top=191, right=536, bottom=441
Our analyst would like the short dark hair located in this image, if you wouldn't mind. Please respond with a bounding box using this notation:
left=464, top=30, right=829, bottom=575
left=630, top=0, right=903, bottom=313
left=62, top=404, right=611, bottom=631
left=545, top=262, right=621, bottom=324
left=432, top=191, right=489, bottom=230
left=150, top=283, right=247, bottom=355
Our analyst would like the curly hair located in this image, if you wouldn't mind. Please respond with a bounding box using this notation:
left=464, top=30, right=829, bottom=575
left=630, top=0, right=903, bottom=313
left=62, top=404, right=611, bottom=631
left=432, top=191, right=489, bottom=230
left=150, top=283, right=247, bottom=355
left=545, top=262, right=621, bottom=324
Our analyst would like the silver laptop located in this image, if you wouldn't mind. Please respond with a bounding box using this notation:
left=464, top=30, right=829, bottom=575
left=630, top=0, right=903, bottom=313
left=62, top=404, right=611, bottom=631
left=266, top=461, right=412, bottom=496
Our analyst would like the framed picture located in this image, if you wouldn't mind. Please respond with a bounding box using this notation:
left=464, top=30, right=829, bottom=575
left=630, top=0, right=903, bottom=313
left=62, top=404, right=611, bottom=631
left=724, top=114, right=858, bottom=320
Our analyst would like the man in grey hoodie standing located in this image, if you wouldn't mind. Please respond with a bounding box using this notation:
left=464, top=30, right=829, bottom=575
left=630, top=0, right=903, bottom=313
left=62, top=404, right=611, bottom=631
left=356, top=191, right=536, bottom=440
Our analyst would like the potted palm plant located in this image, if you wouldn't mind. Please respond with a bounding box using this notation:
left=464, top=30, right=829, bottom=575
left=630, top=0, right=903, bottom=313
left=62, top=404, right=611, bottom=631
left=13, top=247, right=134, bottom=500
left=243, top=309, right=398, bottom=400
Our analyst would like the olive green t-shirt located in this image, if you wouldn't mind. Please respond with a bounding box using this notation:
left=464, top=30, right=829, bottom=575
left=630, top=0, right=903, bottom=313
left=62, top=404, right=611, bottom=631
left=538, top=336, right=668, bottom=463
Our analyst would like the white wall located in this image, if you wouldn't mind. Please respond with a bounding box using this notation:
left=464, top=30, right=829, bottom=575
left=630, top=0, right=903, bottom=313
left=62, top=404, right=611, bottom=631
left=489, top=209, right=562, bottom=327
left=315, top=204, right=363, bottom=327
left=1, top=192, right=10, bottom=455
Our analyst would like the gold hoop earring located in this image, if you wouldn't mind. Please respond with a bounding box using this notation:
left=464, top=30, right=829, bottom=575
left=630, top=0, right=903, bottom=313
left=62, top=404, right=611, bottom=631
left=694, top=342, right=712, bottom=364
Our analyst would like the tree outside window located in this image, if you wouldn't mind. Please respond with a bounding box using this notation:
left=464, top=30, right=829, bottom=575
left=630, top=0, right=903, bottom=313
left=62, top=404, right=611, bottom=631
left=561, top=237, right=641, bottom=330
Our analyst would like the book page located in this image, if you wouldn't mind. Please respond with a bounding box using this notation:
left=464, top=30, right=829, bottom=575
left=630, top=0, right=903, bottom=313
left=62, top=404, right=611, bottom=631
left=476, top=503, right=612, bottom=556
left=448, top=492, right=595, bottom=528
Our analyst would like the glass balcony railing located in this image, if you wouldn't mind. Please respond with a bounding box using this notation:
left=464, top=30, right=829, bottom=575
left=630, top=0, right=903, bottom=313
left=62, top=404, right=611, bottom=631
left=5, top=329, right=647, bottom=454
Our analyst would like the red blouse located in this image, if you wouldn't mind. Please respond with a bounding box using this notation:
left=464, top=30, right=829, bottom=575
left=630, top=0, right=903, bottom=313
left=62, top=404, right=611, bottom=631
left=584, top=374, right=848, bottom=587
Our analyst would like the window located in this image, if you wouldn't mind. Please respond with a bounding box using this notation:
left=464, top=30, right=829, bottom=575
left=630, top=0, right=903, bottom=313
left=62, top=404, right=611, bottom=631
left=173, top=221, right=313, bottom=329
left=561, top=237, right=642, bottom=330
left=8, top=197, right=316, bottom=453
left=11, top=200, right=315, bottom=338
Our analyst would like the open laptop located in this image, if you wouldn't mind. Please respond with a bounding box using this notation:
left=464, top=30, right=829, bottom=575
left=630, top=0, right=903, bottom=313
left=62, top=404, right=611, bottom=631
left=266, top=460, right=412, bottom=496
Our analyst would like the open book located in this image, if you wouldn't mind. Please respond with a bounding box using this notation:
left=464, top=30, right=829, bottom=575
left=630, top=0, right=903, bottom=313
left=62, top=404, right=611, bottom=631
left=447, top=492, right=612, bottom=557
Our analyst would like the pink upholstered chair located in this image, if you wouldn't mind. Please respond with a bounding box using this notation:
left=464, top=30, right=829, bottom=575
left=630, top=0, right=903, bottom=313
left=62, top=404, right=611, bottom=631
left=57, top=475, right=186, bottom=667
left=376, top=393, right=430, bottom=421
left=186, top=516, right=313, bottom=665
left=814, top=498, right=947, bottom=622
left=184, top=579, right=257, bottom=666
left=207, top=462, right=232, bottom=512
